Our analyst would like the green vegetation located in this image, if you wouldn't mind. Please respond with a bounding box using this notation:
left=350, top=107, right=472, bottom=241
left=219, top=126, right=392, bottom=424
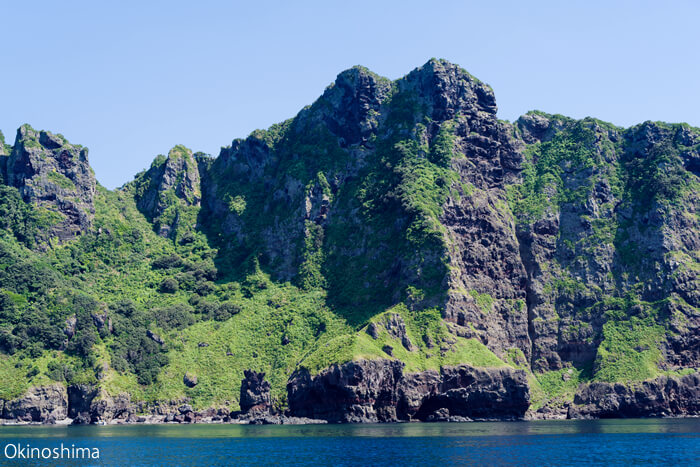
left=298, top=221, right=326, bottom=290
left=594, top=315, right=665, bottom=383
left=47, top=170, right=76, bottom=190
left=228, top=195, right=246, bottom=215
left=300, top=304, right=505, bottom=376
left=624, top=131, right=691, bottom=206
left=506, top=119, right=603, bottom=222
left=530, top=365, right=590, bottom=410
left=469, top=290, right=494, bottom=314
left=0, top=66, right=697, bottom=419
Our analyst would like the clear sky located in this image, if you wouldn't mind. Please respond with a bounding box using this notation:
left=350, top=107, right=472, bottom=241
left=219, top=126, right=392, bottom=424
left=2, top=0, right=698, bottom=188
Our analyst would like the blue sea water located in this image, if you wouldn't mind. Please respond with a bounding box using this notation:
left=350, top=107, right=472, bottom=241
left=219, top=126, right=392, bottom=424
left=0, top=419, right=698, bottom=466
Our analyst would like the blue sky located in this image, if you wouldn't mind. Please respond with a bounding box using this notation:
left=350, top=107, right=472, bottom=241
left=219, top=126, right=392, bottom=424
left=2, top=1, right=698, bottom=188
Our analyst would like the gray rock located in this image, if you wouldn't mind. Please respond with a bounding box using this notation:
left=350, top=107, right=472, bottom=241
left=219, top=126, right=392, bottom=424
left=89, top=391, right=133, bottom=423
left=147, top=330, right=164, bottom=345
left=239, top=370, right=272, bottom=415
left=366, top=322, right=380, bottom=339
left=1, top=385, right=68, bottom=423
left=133, top=145, right=201, bottom=238
left=426, top=408, right=450, bottom=422
left=183, top=373, right=198, bottom=388
left=383, top=313, right=414, bottom=351
left=287, top=359, right=529, bottom=423
left=5, top=125, right=96, bottom=242
left=568, top=373, right=700, bottom=419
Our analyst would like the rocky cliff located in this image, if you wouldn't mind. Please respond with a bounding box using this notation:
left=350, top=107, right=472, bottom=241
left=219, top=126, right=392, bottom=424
left=568, top=372, right=700, bottom=418
left=287, top=359, right=529, bottom=422
left=0, top=59, right=698, bottom=424
left=131, top=145, right=203, bottom=239
left=2, top=125, right=96, bottom=242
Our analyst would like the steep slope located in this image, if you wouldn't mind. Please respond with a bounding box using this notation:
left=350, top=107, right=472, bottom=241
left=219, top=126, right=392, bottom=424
left=511, top=115, right=699, bottom=379
left=132, top=145, right=204, bottom=240
left=0, top=59, right=698, bottom=424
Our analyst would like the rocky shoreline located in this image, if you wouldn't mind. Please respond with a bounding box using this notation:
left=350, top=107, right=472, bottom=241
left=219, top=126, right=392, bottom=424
left=1, top=360, right=698, bottom=426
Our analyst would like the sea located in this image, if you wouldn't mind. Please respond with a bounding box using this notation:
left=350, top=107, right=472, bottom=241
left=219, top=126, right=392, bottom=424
left=0, top=418, right=698, bottom=466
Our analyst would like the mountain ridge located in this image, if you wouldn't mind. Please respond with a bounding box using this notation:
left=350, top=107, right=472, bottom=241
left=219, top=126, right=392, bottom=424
left=0, top=59, right=698, bottom=424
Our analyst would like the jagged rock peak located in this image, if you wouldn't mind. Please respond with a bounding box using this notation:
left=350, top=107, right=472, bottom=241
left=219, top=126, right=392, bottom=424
left=160, top=145, right=201, bottom=206
left=516, top=111, right=571, bottom=144
left=399, top=58, right=497, bottom=121
left=4, top=124, right=96, bottom=242
left=0, top=129, right=7, bottom=156
left=133, top=144, right=202, bottom=238
left=0, top=130, right=7, bottom=183
left=317, top=65, right=392, bottom=146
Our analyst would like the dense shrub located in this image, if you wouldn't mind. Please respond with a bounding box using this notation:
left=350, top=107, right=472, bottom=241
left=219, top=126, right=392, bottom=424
left=46, top=361, right=76, bottom=382
left=159, top=277, right=179, bottom=293
left=214, top=302, right=241, bottom=321
left=109, top=300, right=168, bottom=385
left=153, top=303, right=194, bottom=330
left=152, top=253, right=183, bottom=269
left=65, top=294, right=100, bottom=357
left=0, top=186, right=38, bottom=247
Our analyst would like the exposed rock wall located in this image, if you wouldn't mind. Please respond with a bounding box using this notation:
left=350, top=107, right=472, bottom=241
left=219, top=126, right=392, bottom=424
left=3, top=125, right=96, bottom=241
left=239, top=370, right=272, bottom=414
left=507, top=115, right=700, bottom=374
left=568, top=372, right=700, bottom=418
left=2, top=371, right=698, bottom=425
left=1, top=385, right=68, bottom=423
left=287, top=359, right=530, bottom=423
left=133, top=145, right=201, bottom=238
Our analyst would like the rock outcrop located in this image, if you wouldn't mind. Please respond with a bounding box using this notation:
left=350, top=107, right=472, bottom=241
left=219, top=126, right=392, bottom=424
left=287, top=359, right=529, bottom=423
left=568, top=372, right=700, bottom=419
left=1, top=385, right=68, bottom=423
left=183, top=373, right=198, bottom=388
left=67, top=384, right=99, bottom=424
left=239, top=370, right=272, bottom=415
left=132, top=145, right=202, bottom=238
left=320, top=66, right=391, bottom=146
left=3, top=125, right=96, bottom=241
left=89, top=391, right=133, bottom=423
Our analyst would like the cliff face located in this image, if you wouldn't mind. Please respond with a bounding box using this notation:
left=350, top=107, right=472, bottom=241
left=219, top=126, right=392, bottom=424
left=568, top=373, right=700, bottom=418
left=2, top=125, right=96, bottom=242
left=132, top=145, right=203, bottom=239
left=0, top=59, right=698, bottom=424
left=197, top=59, right=699, bottom=378
left=287, top=359, right=529, bottom=422
left=510, top=116, right=700, bottom=376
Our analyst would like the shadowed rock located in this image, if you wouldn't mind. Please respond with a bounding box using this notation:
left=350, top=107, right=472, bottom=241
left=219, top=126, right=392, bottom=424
left=568, top=372, right=700, bottom=419
left=240, top=370, right=272, bottom=414
left=287, top=359, right=529, bottom=423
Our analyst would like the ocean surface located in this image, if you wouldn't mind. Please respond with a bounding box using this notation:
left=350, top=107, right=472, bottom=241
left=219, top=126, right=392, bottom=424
left=0, top=419, right=698, bottom=466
